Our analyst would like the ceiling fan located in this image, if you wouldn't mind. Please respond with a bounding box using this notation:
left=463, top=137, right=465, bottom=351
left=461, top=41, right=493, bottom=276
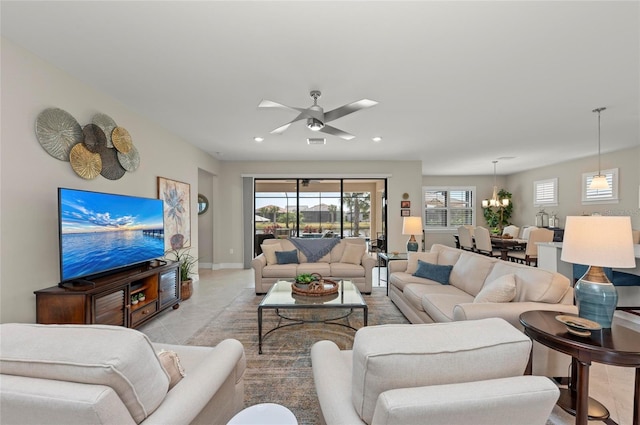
left=258, top=90, right=378, bottom=140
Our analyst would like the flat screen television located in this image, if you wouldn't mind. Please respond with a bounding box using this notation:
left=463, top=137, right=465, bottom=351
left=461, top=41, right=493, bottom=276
left=58, top=188, right=165, bottom=283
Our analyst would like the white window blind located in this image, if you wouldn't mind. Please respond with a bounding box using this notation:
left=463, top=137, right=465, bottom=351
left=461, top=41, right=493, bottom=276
left=533, top=178, right=558, bottom=207
left=424, top=187, right=475, bottom=230
left=582, top=168, right=618, bottom=204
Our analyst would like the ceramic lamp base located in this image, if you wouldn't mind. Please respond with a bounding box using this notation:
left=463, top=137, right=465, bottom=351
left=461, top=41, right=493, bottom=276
left=406, top=236, right=418, bottom=252
left=574, top=273, right=618, bottom=328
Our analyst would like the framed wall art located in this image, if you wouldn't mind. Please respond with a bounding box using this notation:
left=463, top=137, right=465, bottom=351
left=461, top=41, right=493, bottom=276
left=401, top=200, right=410, bottom=208
left=401, top=209, right=410, bottom=217
left=158, top=177, right=191, bottom=250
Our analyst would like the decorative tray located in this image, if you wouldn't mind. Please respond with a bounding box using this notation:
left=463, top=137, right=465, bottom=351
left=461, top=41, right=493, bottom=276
left=555, top=315, right=602, bottom=337
left=291, top=273, right=339, bottom=297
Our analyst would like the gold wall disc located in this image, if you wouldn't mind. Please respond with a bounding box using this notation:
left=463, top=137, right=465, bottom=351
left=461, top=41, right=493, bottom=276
left=70, top=143, right=102, bottom=179
left=112, top=126, right=133, bottom=153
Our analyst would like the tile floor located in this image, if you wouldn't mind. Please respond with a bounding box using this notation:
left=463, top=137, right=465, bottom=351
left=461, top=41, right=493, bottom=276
left=139, top=267, right=639, bottom=425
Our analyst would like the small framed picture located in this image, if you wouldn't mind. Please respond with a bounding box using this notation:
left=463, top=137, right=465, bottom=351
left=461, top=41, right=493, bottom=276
left=401, top=209, right=410, bottom=217
left=401, top=200, right=410, bottom=208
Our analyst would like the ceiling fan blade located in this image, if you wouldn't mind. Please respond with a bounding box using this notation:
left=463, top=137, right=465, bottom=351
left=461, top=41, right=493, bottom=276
left=323, top=99, right=378, bottom=123
left=270, top=113, right=307, bottom=134
left=319, top=125, right=355, bottom=140
left=258, top=99, right=307, bottom=114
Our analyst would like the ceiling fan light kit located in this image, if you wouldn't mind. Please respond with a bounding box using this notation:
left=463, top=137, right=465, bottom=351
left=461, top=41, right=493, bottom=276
left=258, top=90, right=378, bottom=141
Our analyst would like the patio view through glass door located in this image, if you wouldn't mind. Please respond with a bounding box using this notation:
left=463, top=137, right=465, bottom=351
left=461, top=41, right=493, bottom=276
left=254, top=178, right=386, bottom=252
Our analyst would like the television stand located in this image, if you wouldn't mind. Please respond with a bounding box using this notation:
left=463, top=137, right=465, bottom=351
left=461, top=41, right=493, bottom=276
left=35, top=261, right=180, bottom=328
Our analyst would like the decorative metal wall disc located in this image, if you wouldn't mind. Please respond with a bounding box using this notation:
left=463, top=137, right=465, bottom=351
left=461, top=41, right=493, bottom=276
left=117, top=145, right=140, bottom=172
left=82, top=124, right=107, bottom=153
left=70, top=143, right=102, bottom=179
left=35, top=108, right=83, bottom=161
left=95, top=144, right=126, bottom=180
left=92, top=113, right=117, bottom=148
left=112, top=126, right=133, bottom=153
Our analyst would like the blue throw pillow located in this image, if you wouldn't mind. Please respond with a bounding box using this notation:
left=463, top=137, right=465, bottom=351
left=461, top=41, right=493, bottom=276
left=275, top=249, right=299, bottom=264
left=413, top=260, right=452, bottom=285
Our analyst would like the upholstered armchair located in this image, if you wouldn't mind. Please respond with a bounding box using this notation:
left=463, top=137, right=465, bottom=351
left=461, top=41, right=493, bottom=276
left=312, top=318, right=559, bottom=425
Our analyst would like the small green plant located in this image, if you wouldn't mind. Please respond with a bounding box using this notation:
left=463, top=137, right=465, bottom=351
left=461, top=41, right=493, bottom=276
left=165, top=248, right=198, bottom=282
left=295, top=273, right=318, bottom=284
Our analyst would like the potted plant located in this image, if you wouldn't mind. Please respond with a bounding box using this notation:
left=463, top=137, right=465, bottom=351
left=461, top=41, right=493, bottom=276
left=138, top=292, right=146, bottom=302
left=131, top=295, right=139, bottom=305
left=165, top=248, right=198, bottom=301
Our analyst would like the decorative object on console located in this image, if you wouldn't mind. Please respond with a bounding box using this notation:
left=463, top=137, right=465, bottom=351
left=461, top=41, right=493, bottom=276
left=588, top=107, right=610, bottom=190
left=164, top=247, right=198, bottom=301
left=158, top=177, right=191, bottom=250
left=560, top=215, right=635, bottom=327
left=35, top=108, right=139, bottom=180
left=402, top=216, right=423, bottom=252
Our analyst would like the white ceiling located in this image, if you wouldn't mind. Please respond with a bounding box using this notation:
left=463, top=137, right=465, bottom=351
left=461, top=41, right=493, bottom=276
left=2, top=1, right=638, bottom=175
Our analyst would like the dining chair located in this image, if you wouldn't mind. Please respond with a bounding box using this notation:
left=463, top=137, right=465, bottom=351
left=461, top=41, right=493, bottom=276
left=520, top=226, right=538, bottom=240
left=502, top=225, right=520, bottom=238
left=507, top=228, right=554, bottom=266
left=474, top=226, right=502, bottom=258
left=457, top=225, right=474, bottom=252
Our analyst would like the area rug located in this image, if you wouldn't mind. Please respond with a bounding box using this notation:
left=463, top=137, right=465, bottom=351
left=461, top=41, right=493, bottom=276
left=186, top=287, right=408, bottom=424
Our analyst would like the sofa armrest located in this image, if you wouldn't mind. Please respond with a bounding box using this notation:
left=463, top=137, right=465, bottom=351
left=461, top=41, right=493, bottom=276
left=251, top=254, right=267, bottom=294
left=371, top=376, right=559, bottom=425
left=144, top=339, right=245, bottom=425
left=388, top=260, right=408, bottom=273
left=453, top=302, right=578, bottom=330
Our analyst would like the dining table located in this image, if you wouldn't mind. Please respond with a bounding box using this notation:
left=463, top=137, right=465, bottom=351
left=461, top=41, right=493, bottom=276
left=489, top=236, right=527, bottom=260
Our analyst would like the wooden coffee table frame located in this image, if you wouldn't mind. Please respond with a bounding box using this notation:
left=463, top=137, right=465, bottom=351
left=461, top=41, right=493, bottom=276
left=258, top=280, right=368, bottom=354
left=520, top=310, right=640, bottom=425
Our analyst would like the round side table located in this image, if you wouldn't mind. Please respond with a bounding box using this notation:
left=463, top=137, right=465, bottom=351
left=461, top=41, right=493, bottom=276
left=227, top=403, right=297, bottom=425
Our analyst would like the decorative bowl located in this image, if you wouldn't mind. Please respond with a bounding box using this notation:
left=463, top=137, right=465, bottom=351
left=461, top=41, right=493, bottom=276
left=555, top=315, right=601, bottom=337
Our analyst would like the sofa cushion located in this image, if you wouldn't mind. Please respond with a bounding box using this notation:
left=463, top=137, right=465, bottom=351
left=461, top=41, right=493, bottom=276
left=276, top=249, right=299, bottom=264
left=261, top=242, right=282, bottom=265
left=157, top=350, right=185, bottom=389
left=413, top=260, right=452, bottom=284
left=402, top=283, right=462, bottom=313
left=262, top=264, right=298, bottom=278
left=0, top=323, right=169, bottom=424
left=432, top=244, right=462, bottom=265
left=406, top=251, right=438, bottom=274
left=351, top=319, right=532, bottom=424
left=341, top=243, right=365, bottom=265
left=449, top=252, right=496, bottom=296
left=484, top=261, right=570, bottom=303
left=330, top=262, right=366, bottom=278
left=297, top=262, right=331, bottom=276
left=422, top=292, right=475, bottom=322
left=474, top=273, right=516, bottom=303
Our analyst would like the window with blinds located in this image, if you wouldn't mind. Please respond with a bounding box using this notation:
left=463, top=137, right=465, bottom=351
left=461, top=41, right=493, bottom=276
left=533, top=178, right=558, bottom=207
left=424, top=187, right=475, bottom=230
left=582, top=168, right=619, bottom=204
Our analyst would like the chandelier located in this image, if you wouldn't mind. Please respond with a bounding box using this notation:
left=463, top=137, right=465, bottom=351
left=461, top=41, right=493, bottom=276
left=482, top=161, right=509, bottom=208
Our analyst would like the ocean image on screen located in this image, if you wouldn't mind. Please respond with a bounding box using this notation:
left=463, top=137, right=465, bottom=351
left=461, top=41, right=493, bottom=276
left=59, top=189, right=164, bottom=281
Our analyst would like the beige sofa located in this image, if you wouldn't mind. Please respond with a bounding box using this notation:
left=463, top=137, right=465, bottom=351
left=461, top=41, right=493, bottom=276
left=0, top=323, right=245, bottom=425
left=312, top=318, right=560, bottom=425
left=252, top=237, right=375, bottom=294
left=388, top=244, right=577, bottom=377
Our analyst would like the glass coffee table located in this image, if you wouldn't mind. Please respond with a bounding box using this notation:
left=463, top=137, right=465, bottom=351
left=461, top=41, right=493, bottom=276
left=258, top=280, right=368, bottom=354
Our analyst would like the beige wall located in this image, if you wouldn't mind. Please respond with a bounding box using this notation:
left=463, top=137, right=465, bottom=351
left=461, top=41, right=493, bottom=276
left=216, top=160, right=423, bottom=266
left=0, top=38, right=221, bottom=323
left=507, top=146, right=640, bottom=230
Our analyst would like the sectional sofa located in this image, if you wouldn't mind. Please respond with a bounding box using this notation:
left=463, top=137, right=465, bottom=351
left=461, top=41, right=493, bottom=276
left=388, top=244, right=577, bottom=377
left=252, top=237, right=375, bottom=294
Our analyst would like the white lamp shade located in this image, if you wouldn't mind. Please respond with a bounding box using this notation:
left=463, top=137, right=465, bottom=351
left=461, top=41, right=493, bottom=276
left=402, top=216, right=423, bottom=235
left=560, top=216, right=635, bottom=268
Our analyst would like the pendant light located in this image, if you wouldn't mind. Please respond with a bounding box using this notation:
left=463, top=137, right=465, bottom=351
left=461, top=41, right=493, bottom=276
left=589, top=107, right=610, bottom=190
left=482, top=161, right=509, bottom=208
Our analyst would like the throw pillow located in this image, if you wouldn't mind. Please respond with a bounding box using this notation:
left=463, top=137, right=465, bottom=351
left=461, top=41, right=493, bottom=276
left=474, top=273, right=517, bottom=303
left=275, top=249, right=299, bottom=264
left=413, top=260, right=453, bottom=285
left=261, top=242, right=282, bottom=265
left=341, top=243, right=366, bottom=265
left=157, top=350, right=186, bottom=389
left=406, top=252, right=438, bottom=274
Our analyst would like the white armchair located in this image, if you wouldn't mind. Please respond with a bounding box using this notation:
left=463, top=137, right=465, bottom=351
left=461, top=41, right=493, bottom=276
left=311, top=318, right=559, bottom=425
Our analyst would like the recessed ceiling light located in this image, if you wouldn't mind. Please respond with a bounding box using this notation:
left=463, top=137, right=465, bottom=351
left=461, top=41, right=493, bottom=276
left=372, top=136, right=382, bottom=142
left=254, top=137, right=264, bottom=142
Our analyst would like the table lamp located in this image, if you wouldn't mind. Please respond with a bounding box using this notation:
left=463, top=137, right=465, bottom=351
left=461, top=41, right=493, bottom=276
left=560, top=216, right=635, bottom=327
left=402, top=216, right=423, bottom=252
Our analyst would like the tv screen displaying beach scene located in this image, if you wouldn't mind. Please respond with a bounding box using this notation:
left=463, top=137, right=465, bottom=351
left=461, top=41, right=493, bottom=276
left=58, top=188, right=165, bottom=282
